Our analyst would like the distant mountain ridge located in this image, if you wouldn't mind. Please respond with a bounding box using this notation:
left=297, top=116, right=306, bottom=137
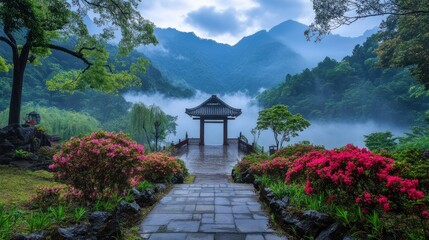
left=140, top=20, right=376, bottom=94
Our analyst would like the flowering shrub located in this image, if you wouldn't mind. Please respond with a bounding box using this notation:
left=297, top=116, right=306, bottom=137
left=137, top=152, right=184, bottom=183
left=49, top=130, right=145, bottom=202
left=249, top=143, right=324, bottom=180
left=251, top=157, right=294, bottom=179
left=271, top=142, right=325, bottom=159
left=233, top=153, right=268, bottom=182
left=31, top=186, right=62, bottom=209
left=286, top=144, right=426, bottom=214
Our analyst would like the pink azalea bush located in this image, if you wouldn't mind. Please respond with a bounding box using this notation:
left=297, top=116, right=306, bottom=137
left=31, top=185, right=63, bottom=209
left=286, top=144, right=426, bottom=214
left=250, top=143, right=324, bottom=179
left=251, top=157, right=294, bottom=178
left=137, top=152, right=184, bottom=183
left=49, top=130, right=146, bottom=202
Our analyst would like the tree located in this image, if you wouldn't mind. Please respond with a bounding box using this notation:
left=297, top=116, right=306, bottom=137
left=0, top=0, right=157, bottom=124
left=306, top=0, right=429, bottom=40
left=130, top=103, right=175, bottom=152
left=306, top=0, right=429, bottom=88
left=256, top=105, right=310, bottom=149
left=364, top=131, right=397, bottom=151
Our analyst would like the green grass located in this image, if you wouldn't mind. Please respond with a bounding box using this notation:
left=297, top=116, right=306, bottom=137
left=184, top=175, right=195, bottom=184
left=0, top=165, right=62, bottom=205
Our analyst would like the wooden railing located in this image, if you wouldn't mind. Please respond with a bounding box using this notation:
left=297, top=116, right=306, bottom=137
left=171, top=132, right=258, bottom=155
left=238, top=136, right=257, bottom=154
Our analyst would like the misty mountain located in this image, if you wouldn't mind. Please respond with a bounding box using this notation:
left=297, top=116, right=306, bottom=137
left=140, top=20, right=376, bottom=94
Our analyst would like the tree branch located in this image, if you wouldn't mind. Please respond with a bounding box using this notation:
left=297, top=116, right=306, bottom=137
left=78, top=46, right=97, bottom=54
left=46, top=44, right=93, bottom=66
left=0, top=36, right=14, bottom=48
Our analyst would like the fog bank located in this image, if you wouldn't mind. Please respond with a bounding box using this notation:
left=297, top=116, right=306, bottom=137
left=123, top=92, right=406, bottom=150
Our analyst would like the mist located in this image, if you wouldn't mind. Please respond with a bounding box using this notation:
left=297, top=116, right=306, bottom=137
left=123, top=92, right=407, bottom=150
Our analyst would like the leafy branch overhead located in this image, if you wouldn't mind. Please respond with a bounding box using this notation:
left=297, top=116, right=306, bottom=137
left=0, top=0, right=158, bottom=124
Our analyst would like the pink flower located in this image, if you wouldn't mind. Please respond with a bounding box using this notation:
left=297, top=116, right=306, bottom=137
left=304, top=179, right=314, bottom=195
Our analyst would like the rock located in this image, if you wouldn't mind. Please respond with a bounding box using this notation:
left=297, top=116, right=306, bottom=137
left=0, top=124, right=35, bottom=147
left=53, top=223, right=95, bottom=240
left=316, top=222, right=346, bottom=240
left=263, top=188, right=275, bottom=202
left=154, top=183, right=167, bottom=193
left=295, top=219, right=321, bottom=237
left=281, top=212, right=300, bottom=226
left=302, top=210, right=334, bottom=227
left=172, top=173, right=185, bottom=184
left=242, top=169, right=255, bottom=183
left=0, top=138, right=15, bottom=154
left=0, top=154, right=13, bottom=165
left=253, top=179, right=262, bottom=190
left=89, top=211, right=121, bottom=239
left=114, top=200, right=141, bottom=223
left=134, top=189, right=155, bottom=207
left=10, top=231, right=47, bottom=240
left=269, top=199, right=288, bottom=213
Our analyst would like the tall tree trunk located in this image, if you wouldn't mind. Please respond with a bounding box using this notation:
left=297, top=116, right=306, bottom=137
left=8, top=62, right=25, bottom=124
left=7, top=35, right=31, bottom=125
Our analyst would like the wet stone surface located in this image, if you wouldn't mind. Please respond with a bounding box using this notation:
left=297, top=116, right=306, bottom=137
left=139, top=145, right=286, bottom=240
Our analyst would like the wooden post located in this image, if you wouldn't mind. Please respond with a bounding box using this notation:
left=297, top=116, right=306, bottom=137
left=199, top=118, right=205, bottom=145
left=223, top=118, right=228, bottom=145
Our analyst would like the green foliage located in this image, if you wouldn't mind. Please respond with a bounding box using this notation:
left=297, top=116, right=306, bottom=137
left=389, top=148, right=429, bottom=192
left=257, top=36, right=429, bottom=125
left=49, top=205, right=66, bottom=223
left=233, top=153, right=269, bottom=183
left=364, top=132, right=397, bottom=152
left=136, top=181, right=154, bottom=192
left=0, top=104, right=100, bottom=140
left=256, top=104, right=310, bottom=149
left=0, top=205, right=22, bottom=240
left=73, top=207, right=87, bottom=223
left=26, top=211, right=52, bottom=233
left=376, top=2, right=429, bottom=90
left=14, top=149, right=31, bottom=159
left=130, top=103, right=176, bottom=151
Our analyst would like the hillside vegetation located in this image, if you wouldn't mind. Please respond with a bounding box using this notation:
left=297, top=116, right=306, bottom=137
left=257, top=36, right=429, bottom=125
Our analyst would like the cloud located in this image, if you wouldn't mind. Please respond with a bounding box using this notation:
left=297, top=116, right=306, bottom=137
left=185, top=7, right=244, bottom=36
left=247, top=0, right=313, bottom=29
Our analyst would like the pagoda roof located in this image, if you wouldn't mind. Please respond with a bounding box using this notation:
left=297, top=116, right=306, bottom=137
left=186, top=95, right=242, bottom=118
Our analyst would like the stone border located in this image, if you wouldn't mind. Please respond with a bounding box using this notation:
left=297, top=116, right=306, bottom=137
left=11, top=184, right=168, bottom=240
left=250, top=179, right=352, bottom=240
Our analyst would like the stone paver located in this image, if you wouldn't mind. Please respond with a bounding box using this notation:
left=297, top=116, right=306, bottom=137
left=139, top=145, right=286, bottom=240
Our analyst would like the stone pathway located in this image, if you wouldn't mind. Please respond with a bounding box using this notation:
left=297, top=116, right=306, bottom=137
left=139, top=144, right=285, bottom=240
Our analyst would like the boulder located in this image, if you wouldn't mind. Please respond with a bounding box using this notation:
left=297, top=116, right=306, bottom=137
left=89, top=211, right=121, bottom=239
left=0, top=124, right=35, bottom=148
left=269, top=199, right=288, bottom=213
left=53, top=223, right=95, bottom=240
left=114, top=200, right=141, bottom=223
left=172, top=173, right=185, bottom=184
left=10, top=231, right=47, bottom=240
left=295, top=219, right=321, bottom=237
left=316, top=222, right=346, bottom=240
left=133, top=189, right=155, bottom=207
left=302, top=210, right=334, bottom=228
left=253, top=178, right=262, bottom=190
left=260, top=187, right=275, bottom=203
left=154, top=183, right=167, bottom=193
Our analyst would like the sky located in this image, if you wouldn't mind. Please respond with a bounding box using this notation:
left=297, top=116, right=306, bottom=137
left=138, top=0, right=384, bottom=45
